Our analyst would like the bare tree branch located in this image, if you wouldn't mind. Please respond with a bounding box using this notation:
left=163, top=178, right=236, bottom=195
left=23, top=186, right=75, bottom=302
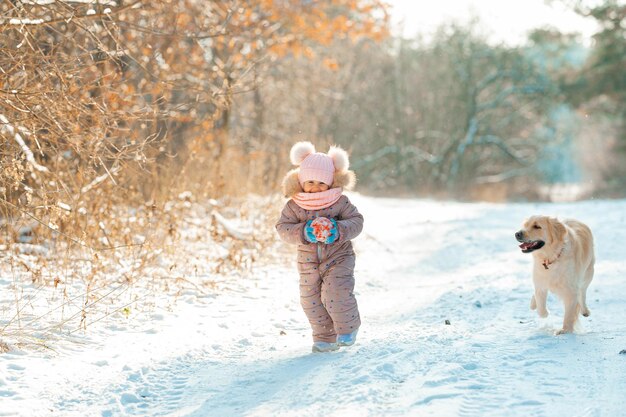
left=0, top=114, right=49, bottom=173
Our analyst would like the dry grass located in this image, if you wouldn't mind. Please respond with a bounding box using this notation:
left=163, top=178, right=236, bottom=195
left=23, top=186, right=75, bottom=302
left=0, top=183, right=282, bottom=351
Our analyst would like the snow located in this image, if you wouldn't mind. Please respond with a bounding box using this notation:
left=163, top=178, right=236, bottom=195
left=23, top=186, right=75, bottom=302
left=1, top=195, right=626, bottom=416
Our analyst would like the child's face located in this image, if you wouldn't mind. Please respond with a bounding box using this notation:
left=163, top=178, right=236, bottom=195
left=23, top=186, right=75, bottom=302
left=302, top=180, right=329, bottom=193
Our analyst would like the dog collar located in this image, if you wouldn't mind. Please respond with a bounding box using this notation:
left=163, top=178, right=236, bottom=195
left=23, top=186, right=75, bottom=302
left=543, top=246, right=565, bottom=270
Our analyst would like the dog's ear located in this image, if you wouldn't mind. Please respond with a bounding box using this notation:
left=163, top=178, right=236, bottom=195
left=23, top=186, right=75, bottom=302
left=547, top=217, right=566, bottom=244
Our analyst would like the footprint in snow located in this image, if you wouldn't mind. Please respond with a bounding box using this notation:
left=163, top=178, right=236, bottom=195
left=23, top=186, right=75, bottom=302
left=120, top=392, right=141, bottom=405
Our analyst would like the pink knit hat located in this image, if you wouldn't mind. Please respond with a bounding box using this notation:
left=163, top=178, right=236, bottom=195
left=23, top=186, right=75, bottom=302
left=298, top=152, right=335, bottom=185
left=289, top=141, right=350, bottom=187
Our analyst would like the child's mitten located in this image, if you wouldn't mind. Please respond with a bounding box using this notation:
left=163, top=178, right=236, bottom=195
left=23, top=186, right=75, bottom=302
left=310, top=217, right=333, bottom=243
left=304, top=219, right=317, bottom=243
left=325, top=218, right=339, bottom=244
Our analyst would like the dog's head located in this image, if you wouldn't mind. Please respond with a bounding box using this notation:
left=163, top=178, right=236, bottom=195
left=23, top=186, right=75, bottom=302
left=515, top=215, right=566, bottom=254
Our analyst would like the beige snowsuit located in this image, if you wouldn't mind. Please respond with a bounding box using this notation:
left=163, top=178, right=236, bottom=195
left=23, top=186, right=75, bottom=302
left=276, top=194, right=363, bottom=343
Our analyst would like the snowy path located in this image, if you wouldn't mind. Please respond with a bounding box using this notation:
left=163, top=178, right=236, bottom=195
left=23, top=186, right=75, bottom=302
left=2, top=196, right=626, bottom=416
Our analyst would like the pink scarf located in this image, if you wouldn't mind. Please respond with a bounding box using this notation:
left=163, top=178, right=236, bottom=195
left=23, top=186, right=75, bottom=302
left=292, top=188, right=343, bottom=210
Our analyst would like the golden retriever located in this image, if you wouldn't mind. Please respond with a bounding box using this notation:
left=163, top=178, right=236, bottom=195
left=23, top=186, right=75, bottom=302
left=515, top=216, right=595, bottom=334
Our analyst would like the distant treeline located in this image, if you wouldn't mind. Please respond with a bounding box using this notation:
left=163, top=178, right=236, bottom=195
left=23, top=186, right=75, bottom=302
left=1, top=1, right=624, bottom=246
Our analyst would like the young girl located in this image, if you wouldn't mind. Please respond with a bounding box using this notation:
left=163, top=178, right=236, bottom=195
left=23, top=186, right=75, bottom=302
left=276, top=141, right=364, bottom=353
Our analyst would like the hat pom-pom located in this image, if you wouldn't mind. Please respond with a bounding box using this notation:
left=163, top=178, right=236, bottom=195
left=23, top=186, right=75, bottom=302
left=328, top=145, right=349, bottom=172
left=290, top=141, right=316, bottom=166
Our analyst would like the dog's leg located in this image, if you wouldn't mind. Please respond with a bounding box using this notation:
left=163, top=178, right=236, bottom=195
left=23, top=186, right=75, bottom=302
left=579, top=289, right=590, bottom=317
left=557, top=293, right=579, bottom=335
left=530, top=295, right=537, bottom=310
left=534, top=289, right=549, bottom=318
left=579, top=263, right=594, bottom=317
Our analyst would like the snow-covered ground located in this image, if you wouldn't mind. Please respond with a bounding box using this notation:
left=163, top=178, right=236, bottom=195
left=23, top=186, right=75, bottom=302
left=1, top=194, right=625, bottom=417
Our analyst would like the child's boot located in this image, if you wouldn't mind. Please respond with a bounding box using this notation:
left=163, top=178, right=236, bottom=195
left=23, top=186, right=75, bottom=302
left=336, top=329, right=358, bottom=347
left=312, top=341, right=339, bottom=353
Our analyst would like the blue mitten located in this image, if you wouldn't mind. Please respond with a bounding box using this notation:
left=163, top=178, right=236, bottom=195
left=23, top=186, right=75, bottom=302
left=304, top=220, right=317, bottom=243
left=325, top=218, right=340, bottom=244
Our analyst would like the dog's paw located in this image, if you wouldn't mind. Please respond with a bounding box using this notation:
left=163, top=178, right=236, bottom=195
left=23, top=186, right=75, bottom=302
left=555, top=328, right=573, bottom=335
left=582, top=308, right=591, bottom=317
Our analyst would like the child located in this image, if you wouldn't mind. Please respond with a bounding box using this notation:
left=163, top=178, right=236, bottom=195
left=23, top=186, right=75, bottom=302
left=276, top=141, right=364, bottom=353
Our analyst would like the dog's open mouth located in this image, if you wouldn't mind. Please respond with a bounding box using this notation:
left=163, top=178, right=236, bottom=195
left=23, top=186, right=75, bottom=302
left=519, top=240, right=545, bottom=253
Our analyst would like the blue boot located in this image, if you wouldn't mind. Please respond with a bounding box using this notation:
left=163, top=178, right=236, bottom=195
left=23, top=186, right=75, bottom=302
left=312, top=341, right=339, bottom=353
left=336, top=329, right=358, bottom=347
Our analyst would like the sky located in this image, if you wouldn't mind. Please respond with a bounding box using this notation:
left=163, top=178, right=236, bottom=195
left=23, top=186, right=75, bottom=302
left=386, top=0, right=600, bottom=45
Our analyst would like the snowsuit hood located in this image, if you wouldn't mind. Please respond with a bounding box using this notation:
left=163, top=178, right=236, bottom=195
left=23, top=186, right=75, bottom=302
left=282, top=168, right=356, bottom=198
left=282, top=141, right=357, bottom=198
